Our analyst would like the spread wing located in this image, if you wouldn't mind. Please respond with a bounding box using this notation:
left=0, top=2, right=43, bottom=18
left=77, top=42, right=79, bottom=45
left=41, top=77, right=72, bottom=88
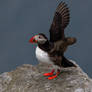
left=49, top=2, right=70, bottom=42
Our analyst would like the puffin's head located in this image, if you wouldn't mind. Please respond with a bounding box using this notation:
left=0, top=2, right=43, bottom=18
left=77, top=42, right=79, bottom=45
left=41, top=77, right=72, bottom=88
left=29, top=33, right=48, bottom=44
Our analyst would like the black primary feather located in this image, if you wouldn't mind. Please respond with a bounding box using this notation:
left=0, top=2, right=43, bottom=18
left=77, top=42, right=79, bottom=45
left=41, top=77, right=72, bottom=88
left=49, top=2, right=70, bottom=42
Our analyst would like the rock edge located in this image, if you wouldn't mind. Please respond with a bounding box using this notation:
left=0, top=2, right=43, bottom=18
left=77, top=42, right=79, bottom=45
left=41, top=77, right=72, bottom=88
left=0, top=60, right=92, bottom=92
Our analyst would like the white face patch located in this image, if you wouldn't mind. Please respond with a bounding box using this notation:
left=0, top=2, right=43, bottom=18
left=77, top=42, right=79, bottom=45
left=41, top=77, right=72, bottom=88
left=35, top=35, right=47, bottom=44
left=38, top=39, right=47, bottom=44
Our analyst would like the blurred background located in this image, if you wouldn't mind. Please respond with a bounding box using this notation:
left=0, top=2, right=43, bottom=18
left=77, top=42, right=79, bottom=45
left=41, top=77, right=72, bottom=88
left=0, top=0, right=92, bottom=77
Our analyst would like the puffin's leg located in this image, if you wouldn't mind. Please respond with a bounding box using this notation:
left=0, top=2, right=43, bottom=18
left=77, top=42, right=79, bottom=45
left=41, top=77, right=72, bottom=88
left=43, top=69, right=55, bottom=76
left=48, top=69, right=60, bottom=80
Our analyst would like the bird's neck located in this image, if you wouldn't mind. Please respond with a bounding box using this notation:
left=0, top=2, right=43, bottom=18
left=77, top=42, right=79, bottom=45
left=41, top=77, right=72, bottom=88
left=38, top=40, right=51, bottom=52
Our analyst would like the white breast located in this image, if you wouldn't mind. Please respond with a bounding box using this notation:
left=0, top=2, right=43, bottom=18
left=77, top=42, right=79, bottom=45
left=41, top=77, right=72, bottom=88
left=35, top=46, right=53, bottom=64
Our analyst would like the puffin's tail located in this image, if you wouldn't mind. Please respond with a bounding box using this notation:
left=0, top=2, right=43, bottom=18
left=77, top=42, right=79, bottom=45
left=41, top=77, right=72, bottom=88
left=61, top=56, right=76, bottom=67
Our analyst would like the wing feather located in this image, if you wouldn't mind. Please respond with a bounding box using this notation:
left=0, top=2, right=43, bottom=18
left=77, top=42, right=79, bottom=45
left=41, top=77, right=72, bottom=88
left=49, top=2, right=70, bottom=42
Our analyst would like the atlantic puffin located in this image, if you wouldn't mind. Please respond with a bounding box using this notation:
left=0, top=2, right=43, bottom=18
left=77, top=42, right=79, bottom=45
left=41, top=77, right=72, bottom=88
left=29, top=2, right=77, bottom=80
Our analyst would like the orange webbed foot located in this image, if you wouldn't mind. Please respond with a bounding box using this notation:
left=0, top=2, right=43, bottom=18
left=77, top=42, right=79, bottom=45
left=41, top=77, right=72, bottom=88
left=43, top=72, right=53, bottom=76
left=48, top=75, right=57, bottom=80
left=43, top=69, right=55, bottom=76
left=48, top=70, right=60, bottom=80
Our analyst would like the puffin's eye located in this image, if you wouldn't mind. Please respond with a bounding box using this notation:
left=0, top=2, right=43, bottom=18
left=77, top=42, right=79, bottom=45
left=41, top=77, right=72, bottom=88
left=39, top=36, right=41, bottom=38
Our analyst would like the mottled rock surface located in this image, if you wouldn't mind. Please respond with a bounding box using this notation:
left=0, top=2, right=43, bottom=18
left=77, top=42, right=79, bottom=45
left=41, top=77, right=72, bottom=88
left=0, top=60, right=92, bottom=92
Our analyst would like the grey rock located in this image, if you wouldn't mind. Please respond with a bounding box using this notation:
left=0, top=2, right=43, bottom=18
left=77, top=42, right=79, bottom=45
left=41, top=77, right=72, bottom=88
left=0, top=60, right=92, bottom=92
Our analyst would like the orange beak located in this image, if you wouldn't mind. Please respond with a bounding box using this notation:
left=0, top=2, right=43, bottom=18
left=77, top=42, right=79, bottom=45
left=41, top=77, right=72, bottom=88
left=29, top=36, right=38, bottom=43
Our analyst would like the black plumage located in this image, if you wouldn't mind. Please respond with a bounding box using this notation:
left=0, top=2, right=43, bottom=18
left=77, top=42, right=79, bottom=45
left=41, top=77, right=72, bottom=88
left=49, top=2, right=70, bottom=42
left=37, top=2, right=76, bottom=67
